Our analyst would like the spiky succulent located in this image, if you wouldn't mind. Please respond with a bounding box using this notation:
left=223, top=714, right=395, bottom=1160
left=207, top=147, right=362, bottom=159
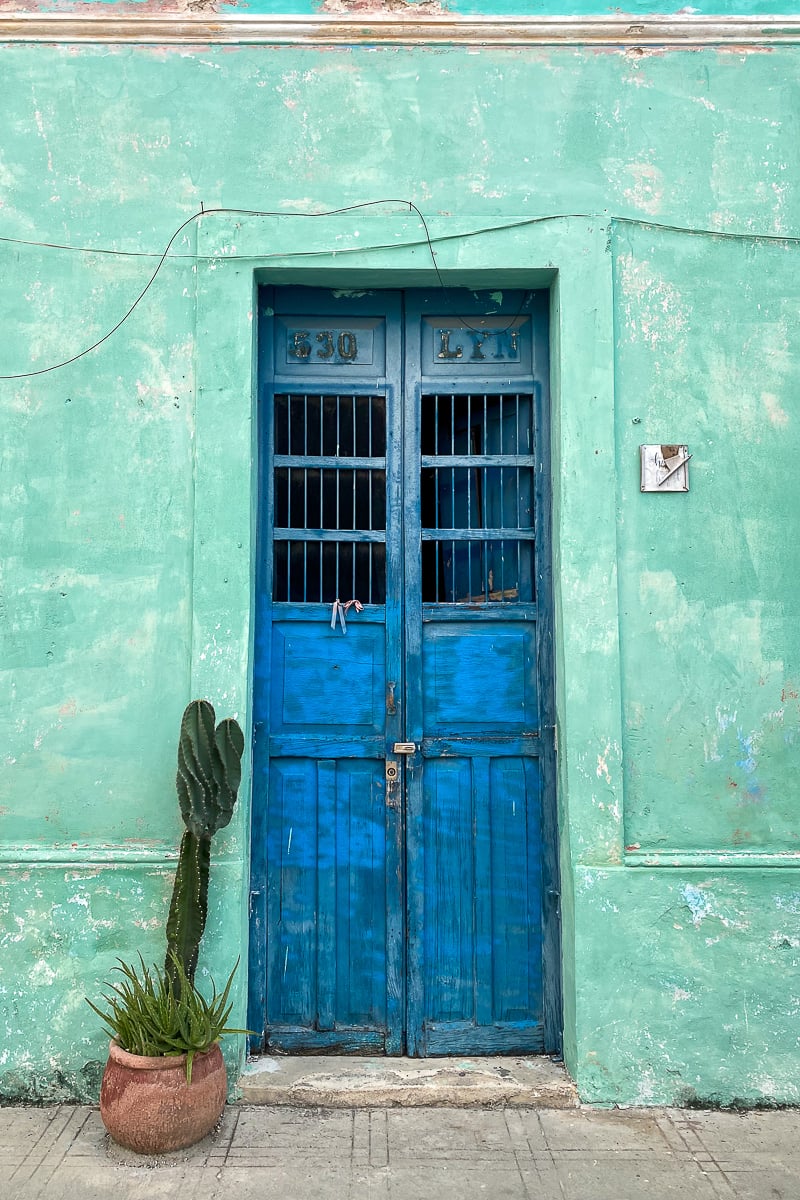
left=87, top=954, right=244, bottom=1083
left=165, top=700, right=245, bottom=985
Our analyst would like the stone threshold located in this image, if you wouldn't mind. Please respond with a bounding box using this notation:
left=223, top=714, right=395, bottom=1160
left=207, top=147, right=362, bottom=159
left=238, top=1055, right=578, bottom=1109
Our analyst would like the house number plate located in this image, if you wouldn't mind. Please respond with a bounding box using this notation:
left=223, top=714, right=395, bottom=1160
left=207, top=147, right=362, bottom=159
left=275, top=315, right=383, bottom=371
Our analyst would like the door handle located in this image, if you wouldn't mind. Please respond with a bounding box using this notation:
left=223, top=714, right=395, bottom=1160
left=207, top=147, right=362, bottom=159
left=392, top=742, right=417, bottom=755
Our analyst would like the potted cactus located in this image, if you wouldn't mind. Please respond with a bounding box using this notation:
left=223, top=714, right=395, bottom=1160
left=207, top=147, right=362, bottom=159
left=89, top=700, right=246, bottom=1155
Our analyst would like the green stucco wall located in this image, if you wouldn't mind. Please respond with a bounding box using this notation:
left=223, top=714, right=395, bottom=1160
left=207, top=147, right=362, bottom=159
left=1, top=24, right=799, bottom=1105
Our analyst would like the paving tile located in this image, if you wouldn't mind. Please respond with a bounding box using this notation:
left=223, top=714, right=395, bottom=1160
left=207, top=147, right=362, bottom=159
left=502, top=1108, right=550, bottom=1154
left=712, top=1154, right=800, bottom=1174
left=539, top=1107, right=674, bottom=1154
left=522, top=1156, right=721, bottom=1200
left=24, top=1163, right=201, bottom=1200
left=233, top=1106, right=354, bottom=1151
left=211, top=1164, right=354, bottom=1199
left=0, top=1109, right=59, bottom=1146
left=350, top=1165, right=391, bottom=1199
left=722, top=1165, right=800, bottom=1200
left=386, top=1106, right=514, bottom=1161
left=680, top=1111, right=800, bottom=1158
left=386, top=1165, right=527, bottom=1199
left=366, top=1109, right=389, bottom=1168
left=61, top=1109, right=108, bottom=1155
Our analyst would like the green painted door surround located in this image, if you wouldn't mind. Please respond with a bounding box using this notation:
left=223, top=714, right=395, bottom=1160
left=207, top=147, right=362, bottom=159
left=1, top=14, right=800, bottom=1105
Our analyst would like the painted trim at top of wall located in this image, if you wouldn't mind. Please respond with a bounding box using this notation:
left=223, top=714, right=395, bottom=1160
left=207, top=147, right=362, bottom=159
left=1, top=13, right=800, bottom=46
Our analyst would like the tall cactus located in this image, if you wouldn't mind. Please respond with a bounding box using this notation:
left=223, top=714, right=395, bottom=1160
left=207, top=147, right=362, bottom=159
left=165, top=700, right=245, bottom=986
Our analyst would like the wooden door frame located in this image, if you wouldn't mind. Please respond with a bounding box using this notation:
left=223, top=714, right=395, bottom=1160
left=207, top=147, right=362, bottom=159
left=189, top=214, right=623, bottom=1073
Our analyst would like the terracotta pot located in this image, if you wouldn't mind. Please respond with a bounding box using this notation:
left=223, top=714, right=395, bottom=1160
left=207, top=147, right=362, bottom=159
left=99, top=1040, right=227, bottom=1154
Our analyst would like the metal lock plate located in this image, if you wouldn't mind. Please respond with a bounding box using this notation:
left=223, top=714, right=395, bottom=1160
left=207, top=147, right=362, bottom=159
left=385, top=761, right=399, bottom=783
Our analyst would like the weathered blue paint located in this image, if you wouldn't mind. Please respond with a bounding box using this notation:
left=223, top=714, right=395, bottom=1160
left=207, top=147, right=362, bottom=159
left=250, top=287, right=557, bottom=1055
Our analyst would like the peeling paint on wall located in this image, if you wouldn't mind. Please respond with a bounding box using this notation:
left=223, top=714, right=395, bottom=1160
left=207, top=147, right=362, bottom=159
left=1, top=30, right=799, bottom=1106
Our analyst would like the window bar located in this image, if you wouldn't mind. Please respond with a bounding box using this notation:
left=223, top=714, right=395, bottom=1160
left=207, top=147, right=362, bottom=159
left=499, top=393, right=504, bottom=454
left=368, top=468, right=373, bottom=531
left=284, top=467, right=291, bottom=530
left=517, top=541, right=522, bottom=601
left=450, top=538, right=456, bottom=604
left=434, top=395, right=440, bottom=529
left=435, top=464, right=439, bottom=532
left=467, top=531, right=473, bottom=602
left=319, top=392, right=323, bottom=458
left=467, top=460, right=472, bottom=532
left=351, top=466, right=356, bottom=532
left=516, top=463, right=520, bottom=529
left=482, top=463, right=488, bottom=531
left=303, top=393, right=308, bottom=456
left=336, top=392, right=340, bottom=458
left=351, top=537, right=356, bottom=599
left=369, top=395, right=373, bottom=457
left=303, top=466, right=308, bottom=530
left=449, top=392, right=455, bottom=525
left=516, top=393, right=520, bottom=455
left=369, top=540, right=373, bottom=604
left=335, top=537, right=340, bottom=601
left=319, top=467, right=323, bottom=528
left=303, top=540, right=308, bottom=603
left=286, top=540, right=291, bottom=601
left=466, top=394, right=473, bottom=529
left=287, top=393, right=292, bottom=457
left=483, top=392, right=487, bottom=457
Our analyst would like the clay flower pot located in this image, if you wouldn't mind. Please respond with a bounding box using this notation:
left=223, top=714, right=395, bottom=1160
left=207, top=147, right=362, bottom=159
left=99, top=1040, right=227, bottom=1154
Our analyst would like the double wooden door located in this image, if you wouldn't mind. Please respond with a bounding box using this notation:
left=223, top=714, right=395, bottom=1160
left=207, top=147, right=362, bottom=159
left=249, top=287, right=558, bottom=1056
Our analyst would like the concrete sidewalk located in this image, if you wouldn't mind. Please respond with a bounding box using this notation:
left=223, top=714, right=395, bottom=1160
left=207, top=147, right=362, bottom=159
left=3, top=1102, right=800, bottom=1199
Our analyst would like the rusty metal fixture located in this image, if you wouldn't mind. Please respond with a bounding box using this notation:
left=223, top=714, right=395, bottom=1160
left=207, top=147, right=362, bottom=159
left=100, top=1040, right=226, bottom=1155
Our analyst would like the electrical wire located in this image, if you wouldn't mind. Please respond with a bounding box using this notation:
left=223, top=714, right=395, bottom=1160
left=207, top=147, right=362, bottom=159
left=1, top=204, right=798, bottom=380
left=0, top=199, right=448, bottom=380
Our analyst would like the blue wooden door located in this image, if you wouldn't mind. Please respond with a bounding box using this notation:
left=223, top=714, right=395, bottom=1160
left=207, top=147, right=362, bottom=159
left=250, top=287, right=557, bottom=1056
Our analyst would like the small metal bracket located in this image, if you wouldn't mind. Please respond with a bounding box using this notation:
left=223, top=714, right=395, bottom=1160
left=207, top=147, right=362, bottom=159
left=393, top=742, right=417, bottom=755
left=385, top=759, right=401, bottom=808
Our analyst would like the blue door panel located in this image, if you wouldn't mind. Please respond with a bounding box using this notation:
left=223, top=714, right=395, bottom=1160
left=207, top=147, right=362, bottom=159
left=266, top=759, right=318, bottom=1027
left=421, top=757, right=475, bottom=1024
left=251, top=286, right=557, bottom=1057
left=422, top=622, right=538, bottom=734
left=266, top=757, right=388, bottom=1038
left=489, top=758, right=544, bottom=1022
left=409, top=753, right=544, bottom=1052
left=270, top=621, right=386, bottom=736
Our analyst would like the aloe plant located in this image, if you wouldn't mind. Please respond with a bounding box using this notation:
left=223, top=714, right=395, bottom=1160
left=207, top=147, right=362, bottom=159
left=87, top=954, right=245, bottom=1083
left=165, top=700, right=245, bottom=986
